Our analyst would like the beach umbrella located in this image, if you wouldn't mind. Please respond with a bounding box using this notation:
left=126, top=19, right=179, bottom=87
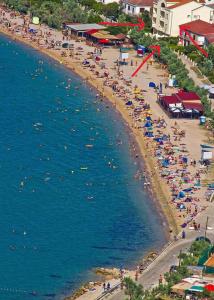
left=183, top=188, right=192, bottom=192
left=32, top=17, right=39, bottom=25
left=126, top=101, right=133, bottom=106
left=178, top=191, right=185, bottom=198
left=144, top=121, right=152, bottom=127
left=205, top=284, right=214, bottom=292
left=29, top=28, right=37, bottom=34
left=149, top=82, right=156, bottom=88
left=179, top=204, right=186, bottom=210
left=62, top=43, right=69, bottom=48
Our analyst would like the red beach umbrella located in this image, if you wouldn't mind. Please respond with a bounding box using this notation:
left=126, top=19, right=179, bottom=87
left=205, top=284, right=214, bottom=292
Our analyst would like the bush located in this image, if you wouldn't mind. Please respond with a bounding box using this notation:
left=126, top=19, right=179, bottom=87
left=188, top=52, right=199, bottom=62
left=190, top=240, right=211, bottom=258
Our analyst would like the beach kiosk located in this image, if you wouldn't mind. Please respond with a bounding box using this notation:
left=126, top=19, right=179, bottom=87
left=200, top=144, right=214, bottom=162
left=65, top=24, right=106, bottom=37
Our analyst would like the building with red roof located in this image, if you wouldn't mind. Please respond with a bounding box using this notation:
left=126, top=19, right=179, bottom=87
left=179, top=20, right=214, bottom=46
left=159, top=91, right=203, bottom=118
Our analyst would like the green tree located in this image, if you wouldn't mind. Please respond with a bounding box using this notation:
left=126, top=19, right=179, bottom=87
left=140, top=10, right=152, bottom=32
left=124, top=277, right=144, bottom=300
left=102, top=2, right=119, bottom=18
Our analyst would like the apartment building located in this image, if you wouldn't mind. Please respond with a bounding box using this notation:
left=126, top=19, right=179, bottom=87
left=152, top=0, right=214, bottom=36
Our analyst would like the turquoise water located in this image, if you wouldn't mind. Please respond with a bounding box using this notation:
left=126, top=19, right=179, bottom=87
left=0, top=34, right=165, bottom=300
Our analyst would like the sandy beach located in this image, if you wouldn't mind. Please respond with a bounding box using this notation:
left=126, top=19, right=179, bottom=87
left=0, top=7, right=213, bottom=300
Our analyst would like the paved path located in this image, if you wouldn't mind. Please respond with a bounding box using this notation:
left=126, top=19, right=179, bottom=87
left=177, top=53, right=210, bottom=87
left=103, top=204, right=214, bottom=300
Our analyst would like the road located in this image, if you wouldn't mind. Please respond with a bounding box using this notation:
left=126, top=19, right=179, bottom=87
left=103, top=204, right=214, bottom=300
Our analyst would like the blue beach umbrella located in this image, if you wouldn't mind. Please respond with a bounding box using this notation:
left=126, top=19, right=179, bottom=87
left=144, top=121, right=152, bottom=127
left=149, top=82, right=156, bottom=88
left=178, top=191, right=185, bottom=198
left=126, top=101, right=133, bottom=106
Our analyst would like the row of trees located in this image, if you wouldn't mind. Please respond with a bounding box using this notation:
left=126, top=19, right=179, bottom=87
left=1, top=0, right=123, bottom=28
left=130, top=29, right=212, bottom=118
left=124, top=240, right=213, bottom=300
left=167, top=43, right=214, bottom=84
left=2, top=0, right=152, bottom=34
left=177, top=44, right=214, bottom=84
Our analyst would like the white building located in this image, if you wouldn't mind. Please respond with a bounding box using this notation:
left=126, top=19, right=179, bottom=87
left=152, top=0, right=214, bottom=36
left=97, top=0, right=121, bottom=4
left=122, top=0, right=153, bottom=14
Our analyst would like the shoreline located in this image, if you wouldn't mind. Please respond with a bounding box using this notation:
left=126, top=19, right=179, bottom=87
left=0, top=28, right=178, bottom=235
left=0, top=25, right=178, bottom=299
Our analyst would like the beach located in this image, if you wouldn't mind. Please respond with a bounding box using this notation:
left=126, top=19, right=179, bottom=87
left=0, top=7, right=213, bottom=300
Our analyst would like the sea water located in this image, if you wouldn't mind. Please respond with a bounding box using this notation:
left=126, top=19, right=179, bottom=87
left=0, top=34, right=165, bottom=300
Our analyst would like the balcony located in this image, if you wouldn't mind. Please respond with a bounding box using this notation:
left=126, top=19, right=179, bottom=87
left=160, top=11, right=165, bottom=18
left=159, top=20, right=165, bottom=29
left=152, top=17, right=157, bottom=24
left=153, top=8, right=157, bottom=16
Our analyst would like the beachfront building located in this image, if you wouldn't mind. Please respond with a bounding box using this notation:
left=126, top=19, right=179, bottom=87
left=179, top=20, right=214, bottom=46
left=65, top=24, right=106, bottom=37
left=159, top=91, right=203, bottom=118
left=122, top=0, right=153, bottom=14
left=152, top=0, right=214, bottom=36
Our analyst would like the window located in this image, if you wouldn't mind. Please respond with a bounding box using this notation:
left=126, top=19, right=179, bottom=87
left=128, top=5, right=130, bottom=10
left=140, top=7, right=145, bottom=12
left=132, top=7, right=135, bottom=13
left=161, top=2, right=166, bottom=8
